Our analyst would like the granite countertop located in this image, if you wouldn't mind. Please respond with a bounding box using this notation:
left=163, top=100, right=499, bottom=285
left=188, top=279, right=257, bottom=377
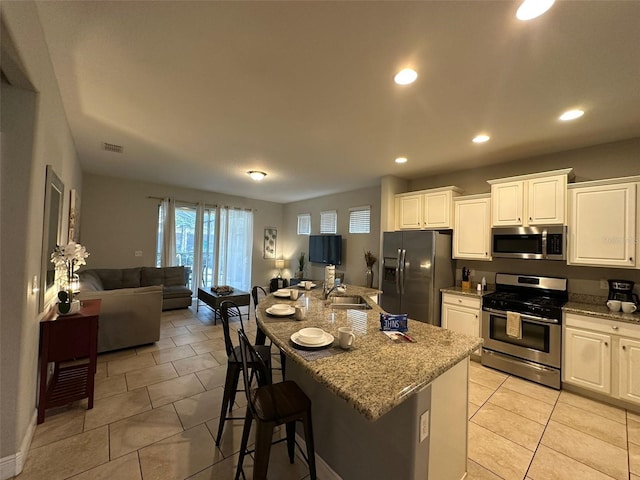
left=564, top=301, right=640, bottom=324
left=441, top=286, right=494, bottom=298
left=256, top=284, right=482, bottom=421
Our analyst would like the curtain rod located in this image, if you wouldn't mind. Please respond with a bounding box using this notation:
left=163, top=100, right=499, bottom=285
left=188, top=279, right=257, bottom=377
left=146, top=196, right=255, bottom=212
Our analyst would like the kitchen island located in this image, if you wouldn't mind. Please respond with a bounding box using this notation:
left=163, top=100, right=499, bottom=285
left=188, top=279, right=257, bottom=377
left=256, top=285, right=482, bottom=480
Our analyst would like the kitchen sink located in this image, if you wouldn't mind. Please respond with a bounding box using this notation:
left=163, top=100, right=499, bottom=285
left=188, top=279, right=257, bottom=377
left=329, top=296, right=372, bottom=309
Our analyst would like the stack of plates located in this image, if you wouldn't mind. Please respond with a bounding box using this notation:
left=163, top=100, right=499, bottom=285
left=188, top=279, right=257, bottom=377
left=265, top=304, right=295, bottom=316
left=290, top=328, right=334, bottom=348
left=273, top=289, right=292, bottom=298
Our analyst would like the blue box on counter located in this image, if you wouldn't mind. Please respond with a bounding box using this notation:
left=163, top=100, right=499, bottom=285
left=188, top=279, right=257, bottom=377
left=379, top=313, right=408, bottom=332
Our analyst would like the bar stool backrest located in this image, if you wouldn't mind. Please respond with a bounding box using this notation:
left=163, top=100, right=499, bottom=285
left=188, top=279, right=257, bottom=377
left=251, top=286, right=268, bottom=313
left=238, top=330, right=271, bottom=400
left=220, top=300, right=244, bottom=362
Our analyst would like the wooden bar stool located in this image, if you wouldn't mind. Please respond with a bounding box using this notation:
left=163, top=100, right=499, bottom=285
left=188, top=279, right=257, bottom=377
left=235, top=329, right=316, bottom=480
left=215, top=301, right=271, bottom=446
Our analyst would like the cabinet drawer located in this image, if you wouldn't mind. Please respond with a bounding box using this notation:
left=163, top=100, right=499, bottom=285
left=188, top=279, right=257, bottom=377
left=443, top=293, right=480, bottom=310
left=565, top=313, right=640, bottom=340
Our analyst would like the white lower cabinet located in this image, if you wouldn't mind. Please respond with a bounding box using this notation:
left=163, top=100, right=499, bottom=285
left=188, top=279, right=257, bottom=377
left=564, top=326, right=611, bottom=394
left=564, top=313, right=640, bottom=406
left=442, top=293, right=481, bottom=357
left=620, top=338, right=640, bottom=404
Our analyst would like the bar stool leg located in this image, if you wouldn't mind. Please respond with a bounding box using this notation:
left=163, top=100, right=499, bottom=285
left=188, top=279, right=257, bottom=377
left=285, top=421, right=296, bottom=463
left=235, top=408, right=253, bottom=480
left=216, top=363, right=241, bottom=445
left=253, top=420, right=276, bottom=479
left=302, top=414, right=317, bottom=480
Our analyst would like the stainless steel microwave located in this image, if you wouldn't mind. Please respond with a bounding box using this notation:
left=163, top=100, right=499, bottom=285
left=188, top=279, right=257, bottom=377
left=491, top=226, right=567, bottom=260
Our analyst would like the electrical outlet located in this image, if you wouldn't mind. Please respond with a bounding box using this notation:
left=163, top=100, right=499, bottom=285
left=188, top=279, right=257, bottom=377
left=600, top=279, right=609, bottom=290
left=134, top=250, right=143, bottom=257
left=420, top=410, right=430, bottom=442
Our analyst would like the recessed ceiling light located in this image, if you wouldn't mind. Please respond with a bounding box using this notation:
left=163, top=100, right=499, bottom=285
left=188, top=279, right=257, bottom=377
left=247, top=170, right=267, bottom=181
left=394, top=68, right=418, bottom=85
left=472, top=134, right=491, bottom=144
left=559, top=109, right=584, bottom=121
left=516, top=0, right=555, bottom=21
left=395, top=157, right=408, bottom=164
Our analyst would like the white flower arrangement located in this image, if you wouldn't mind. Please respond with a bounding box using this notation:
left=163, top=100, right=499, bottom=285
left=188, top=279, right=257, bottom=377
left=51, top=242, right=89, bottom=293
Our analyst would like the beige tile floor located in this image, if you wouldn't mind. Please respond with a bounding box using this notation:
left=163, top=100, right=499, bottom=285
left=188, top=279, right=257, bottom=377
left=15, top=305, right=640, bottom=479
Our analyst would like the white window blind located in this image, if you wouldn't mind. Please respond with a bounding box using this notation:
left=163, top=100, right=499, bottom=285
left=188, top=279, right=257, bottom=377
left=320, top=210, right=337, bottom=234
left=297, top=213, right=311, bottom=235
left=349, top=206, right=371, bottom=234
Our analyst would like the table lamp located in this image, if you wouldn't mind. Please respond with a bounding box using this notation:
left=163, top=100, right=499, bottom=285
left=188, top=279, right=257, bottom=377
left=275, top=259, right=286, bottom=278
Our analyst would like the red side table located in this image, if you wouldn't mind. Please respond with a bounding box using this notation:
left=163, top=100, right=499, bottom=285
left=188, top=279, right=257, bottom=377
left=37, top=299, right=101, bottom=424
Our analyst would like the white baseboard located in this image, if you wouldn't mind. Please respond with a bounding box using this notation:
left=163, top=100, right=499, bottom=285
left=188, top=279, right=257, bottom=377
left=295, top=432, right=341, bottom=480
left=0, top=409, right=37, bottom=480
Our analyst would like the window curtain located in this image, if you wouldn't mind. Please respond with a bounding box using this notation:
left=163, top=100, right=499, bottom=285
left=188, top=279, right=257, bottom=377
left=217, top=207, right=253, bottom=291
left=160, top=198, right=176, bottom=267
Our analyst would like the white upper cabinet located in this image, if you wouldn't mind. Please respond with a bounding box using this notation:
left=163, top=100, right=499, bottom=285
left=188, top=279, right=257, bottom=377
left=396, top=186, right=463, bottom=230
left=568, top=179, right=638, bottom=268
left=453, top=194, right=492, bottom=260
left=488, top=169, right=573, bottom=227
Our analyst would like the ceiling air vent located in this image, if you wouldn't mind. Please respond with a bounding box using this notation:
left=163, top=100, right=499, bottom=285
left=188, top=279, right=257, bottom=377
left=102, top=142, right=123, bottom=154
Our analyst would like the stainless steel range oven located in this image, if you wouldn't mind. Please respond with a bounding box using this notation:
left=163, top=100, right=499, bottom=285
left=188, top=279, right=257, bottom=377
left=481, top=273, right=568, bottom=389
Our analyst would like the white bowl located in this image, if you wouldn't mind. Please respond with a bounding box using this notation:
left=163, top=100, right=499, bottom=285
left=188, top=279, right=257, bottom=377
left=270, top=303, right=291, bottom=313
left=297, top=327, right=325, bottom=345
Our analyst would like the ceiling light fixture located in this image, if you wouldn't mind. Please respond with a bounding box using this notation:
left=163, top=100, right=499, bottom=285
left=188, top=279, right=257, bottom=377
left=472, top=134, right=491, bottom=144
left=247, top=170, right=267, bottom=181
left=394, top=68, right=418, bottom=85
left=395, top=157, right=408, bottom=164
left=516, top=0, right=555, bottom=21
left=559, top=109, right=584, bottom=121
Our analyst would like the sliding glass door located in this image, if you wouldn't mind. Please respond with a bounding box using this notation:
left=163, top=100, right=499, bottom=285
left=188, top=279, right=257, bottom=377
left=156, top=202, right=252, bottom=293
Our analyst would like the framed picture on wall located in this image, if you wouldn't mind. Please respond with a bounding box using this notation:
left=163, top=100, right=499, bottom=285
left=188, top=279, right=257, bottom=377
left=263, top=227, right=277, bottom=259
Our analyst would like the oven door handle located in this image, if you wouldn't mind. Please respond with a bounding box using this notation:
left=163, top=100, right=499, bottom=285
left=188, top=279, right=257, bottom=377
left=483, top=307, right=559, bottom=325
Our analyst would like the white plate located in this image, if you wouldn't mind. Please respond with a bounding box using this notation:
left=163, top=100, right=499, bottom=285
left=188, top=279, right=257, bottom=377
left=273, top=289, right=292, bottom=298
left=266, top=306, right=295, bottom=316
left=290, top=331, right=334, bottom=348
left=297, top=283, right=317, bottom=289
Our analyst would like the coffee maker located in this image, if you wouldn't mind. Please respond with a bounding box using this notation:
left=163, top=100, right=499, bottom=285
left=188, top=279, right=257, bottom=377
left=608, top=279, right=640, bottom=305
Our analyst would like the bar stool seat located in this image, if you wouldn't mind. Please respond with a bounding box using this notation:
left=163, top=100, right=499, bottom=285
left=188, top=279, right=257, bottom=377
left=236, top=329, right=316, bottom=480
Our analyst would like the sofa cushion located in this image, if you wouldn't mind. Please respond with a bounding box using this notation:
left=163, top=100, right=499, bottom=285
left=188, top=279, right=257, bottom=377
left=164, top=266, right=186, bottom=286
left=95, top=269, right=124, bottom=290
left=121, top=267, right=141, bottom=288
left=163, top=285, right=193, bottom=299
left=79, top=271, right=103, bottom=292
left=141, top=267, right=164, bottom=286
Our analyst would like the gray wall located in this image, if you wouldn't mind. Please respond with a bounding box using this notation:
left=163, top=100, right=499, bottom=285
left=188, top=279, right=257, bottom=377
left=408, top=137, right=640, bottom=195
left=1, top=1, right=83, bottom=464
left=282, top=186, right=381, bottom=287
left=81, top=174, right=285, bottom=289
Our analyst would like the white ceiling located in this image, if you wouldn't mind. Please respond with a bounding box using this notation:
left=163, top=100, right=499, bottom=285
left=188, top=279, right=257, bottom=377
left=35, top=1, right=640, bottom=203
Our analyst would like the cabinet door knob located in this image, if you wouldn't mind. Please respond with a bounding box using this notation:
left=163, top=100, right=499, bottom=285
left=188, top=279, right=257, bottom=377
left=529, top=217, right=532, bottom=221
left=458, top=299, right=462, bottom=303
left=605, top=342, right=609, bottom=347
left=623, top=345, right=627, bottom=351
left=518, top=218, right=521, bottom=222
left=612, top=325, right=619, bottom=330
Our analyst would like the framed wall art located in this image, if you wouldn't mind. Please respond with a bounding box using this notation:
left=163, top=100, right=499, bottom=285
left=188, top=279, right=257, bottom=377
left=263, top=227, right=277, bottom=259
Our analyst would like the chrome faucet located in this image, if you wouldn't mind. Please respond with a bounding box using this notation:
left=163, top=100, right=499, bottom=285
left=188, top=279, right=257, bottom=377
left=323, top=283, right=342, bottom=300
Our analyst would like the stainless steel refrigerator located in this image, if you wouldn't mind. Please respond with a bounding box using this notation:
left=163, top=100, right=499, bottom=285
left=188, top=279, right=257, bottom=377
left=380, top=230, right=454, bottom=326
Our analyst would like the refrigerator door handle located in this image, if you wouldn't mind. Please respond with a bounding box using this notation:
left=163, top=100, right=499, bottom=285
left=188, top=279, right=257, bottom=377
left=399, top=249, right=406, bottom=295
left=395, top=248, right=401, bottom=294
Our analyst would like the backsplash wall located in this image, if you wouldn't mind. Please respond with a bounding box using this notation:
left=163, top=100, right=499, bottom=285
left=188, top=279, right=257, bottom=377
left=454, top=259, right=640, bottom=301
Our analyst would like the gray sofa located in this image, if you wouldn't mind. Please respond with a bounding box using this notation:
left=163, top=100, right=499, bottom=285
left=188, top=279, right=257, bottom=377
left=77, top=266, right=193, bottom=353
left=79, top=266, right=193, bottom=310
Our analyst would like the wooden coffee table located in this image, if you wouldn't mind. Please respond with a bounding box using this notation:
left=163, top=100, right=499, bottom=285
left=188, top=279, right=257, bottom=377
left=196, top=287, right=251, bottom=324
